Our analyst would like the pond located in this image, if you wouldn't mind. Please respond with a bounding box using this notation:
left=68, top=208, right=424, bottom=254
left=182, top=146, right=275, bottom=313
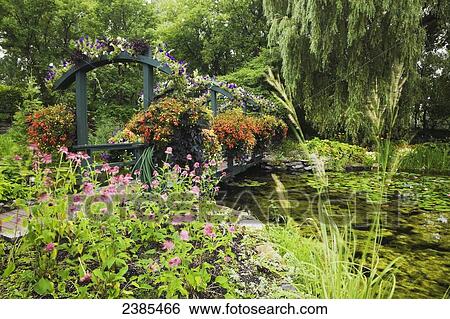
left=219, top=167, right=450, bottom=298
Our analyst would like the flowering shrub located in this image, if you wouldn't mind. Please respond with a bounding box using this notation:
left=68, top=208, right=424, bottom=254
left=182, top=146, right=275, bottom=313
left=26, top=104, right=75, bottom=153
left=112, top=97, right=217, bottom=163
left=213, top=110, right=288, bottom=159
left=252, top=115, right=288, bottom=152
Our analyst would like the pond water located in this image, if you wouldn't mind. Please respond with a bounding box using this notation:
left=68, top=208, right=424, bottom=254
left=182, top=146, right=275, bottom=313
left=219, top=167, right=450, bottom=298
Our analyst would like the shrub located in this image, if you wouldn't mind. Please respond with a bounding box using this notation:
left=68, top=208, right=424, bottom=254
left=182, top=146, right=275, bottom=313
left=212, top=109, right=257, bottom=159
left=213, top=109, right=288, bottom=159
left=26, top=104, right=76, bottom=152
left=399, top=142, right=450, bottom=174
left=0, top=85, right=23, bottom=122
left=253, top=115, right=288, bottom=152
left=115, top=97, right=215, bottom=163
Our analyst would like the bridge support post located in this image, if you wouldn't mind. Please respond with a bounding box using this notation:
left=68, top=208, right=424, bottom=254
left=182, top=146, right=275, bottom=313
left=143, top=54, right=154, bottom=109
left=76, top=70, right=88, bottom=146
left=211, top=90, right=218, bottom=116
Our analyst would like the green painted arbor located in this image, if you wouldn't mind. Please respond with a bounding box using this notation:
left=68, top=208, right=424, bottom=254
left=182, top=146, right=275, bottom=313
left=52, top=49, right=238, bottom=166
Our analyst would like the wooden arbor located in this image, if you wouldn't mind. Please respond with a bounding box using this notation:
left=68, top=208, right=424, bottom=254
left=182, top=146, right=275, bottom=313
left=53, top=50, right=247, bottom=169
left=53, top=51, right=172, bottom=164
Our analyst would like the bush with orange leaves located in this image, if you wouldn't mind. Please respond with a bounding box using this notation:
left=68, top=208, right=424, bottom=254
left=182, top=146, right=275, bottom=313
left=213, top=109, right=288, bottom=158
left=26, top=104, right=75, bottom=153
left=120, top=97, right=214, bottom=163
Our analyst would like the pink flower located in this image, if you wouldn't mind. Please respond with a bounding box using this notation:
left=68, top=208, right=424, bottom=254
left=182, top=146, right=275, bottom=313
left=214, top=186, right=220, bottom=193
left=165, top=147, right=173, bottom=155
left=168, top=257, right=181, bottom=268
left=101, top=163, right=111, bottom=172
left=173, top=164, right=182, bottom=174
left=191, top=185, right=200, bottom=197
left=193, top=176, right=201, bottom=183
left=162, top=240, right=175, bottom=251
left=28, top=143, right=39, bottom=151
left=13, top=155, right=22, bottom=161
left=83, top=182, right=94, bottom=195
left=67, top=152, right=78, bottom=161
left=228, top=225, right=236, bottom=233
left=203, top=223, right=216, bottom=238
left=142, top=183, right=149, bottom=190
left=224, top=256, right=232, bottom=263
left=186, top=154, right=192, bottom=160
left=180, top=230, right=190, bottom=241
left=44, top=242, right=55, bottom=252
left=133, top=169, right=141, bottom=176
left=80, top=272, right=92, bottom=283
left=203, top=163, right=209, bottom=169
left=41, top=153, right=52, bottom=164
left=151, top=179, right=160, bottom=189
left=72, top=194, right=82, bottom=203
left=161, top=193, right=168, bottom=202
left=58, top=146, right=68, bottom=154
left=210, top=159, right=217, bottom=166
left=153, top=170, right=159, bottom=177
left=77, top=152, right=90, bottom=160
left=110, top=166, right=120, bottom=175
left=194, top=162, right=200, bottom=168
left=38, top=193, right=49, bottom=202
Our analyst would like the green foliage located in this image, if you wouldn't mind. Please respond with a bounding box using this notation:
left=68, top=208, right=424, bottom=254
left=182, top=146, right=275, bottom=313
left=266, top=219, right=396, bottom=298
left=399, top=143, right=450, bottom=174
left=272, top=138, right=374, bottom=171
left=263, top=0, right=449, bottom=141
left=0, top=85, right=23, bottom=122
left=155, top=0, right=268, bottom=75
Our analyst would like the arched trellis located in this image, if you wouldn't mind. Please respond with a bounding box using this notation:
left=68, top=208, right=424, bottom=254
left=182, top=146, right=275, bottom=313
left=53, top=50, right=256, bottom=169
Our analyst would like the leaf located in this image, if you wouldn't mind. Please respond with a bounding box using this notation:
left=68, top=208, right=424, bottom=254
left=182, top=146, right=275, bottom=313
left=2, top=262, right=15, bottom=278
left=34, top=278, right=54, bottom=296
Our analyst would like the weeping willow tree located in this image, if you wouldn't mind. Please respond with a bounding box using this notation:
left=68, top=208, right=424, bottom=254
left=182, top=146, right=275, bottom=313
left=263, top=0, right=441, bottom=142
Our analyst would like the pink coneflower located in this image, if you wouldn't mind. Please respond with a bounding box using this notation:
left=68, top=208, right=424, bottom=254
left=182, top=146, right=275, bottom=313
left=186, top=154, right=192, bottom=160
left=214, top=186, right=220, bottom=193
left=101, top=163, right=111, bottom=172
left=224, top=256, right=232, bottom=263
left=38, top=193, right=49, bottom=202
left=210, top=159, right=217, bottom=166
left=44, top=242, right=55, bottom=252
left=151, top=179, right=160, bottom=189
left=203, top=223, right=216, bottom=238
left=29, top=144, right=39, bottom=151
left=83, top=182, right=94, bottom=195
left=168, top=257, right=181, bottom=268
left=203, top=162, right=209, bottom=169
left=41, top=153, right=52, bottom=164
left=153, top=170, right=159, bottom=177
left=67, top=152, right=78, bottom=161
left=165, top=147, right=173, bottom=155
left=193, top=176, right=201, bottom=183
left=58, top=146, right=68, bottom=154
left=180, top=230, right=190, bottom=241
left=161, top=193, right=168, bottom=202
left=191, top=185, right=200, bottom=197
left=162, top=240, right=175, bottom=251
left=80, top=272, right=92, bottom=283
left=133, top=169, right=141, bottom=176
left=228, top=225, right=236, bottom=233
left=110, top=166, right=120, bottom=175
left=13, top=155, right=22, bottom=161
left=194, top=162, right=200, bottom=168
left=72, top=194, right=82, bottom=203
left=77, top=152, right=90, bottom=160
left=142, top=183, right=149, bottom=190
left=173, top=164, right=182, bottom=174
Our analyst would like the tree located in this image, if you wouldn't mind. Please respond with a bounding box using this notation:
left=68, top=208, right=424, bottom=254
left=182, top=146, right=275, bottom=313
left=263, top=0, right=449, bottom=141
left=155, top=0, right=268, bottom=75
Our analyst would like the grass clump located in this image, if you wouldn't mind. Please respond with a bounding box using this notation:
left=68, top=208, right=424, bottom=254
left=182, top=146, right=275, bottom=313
left=399, top=142, right=450, bottom=174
